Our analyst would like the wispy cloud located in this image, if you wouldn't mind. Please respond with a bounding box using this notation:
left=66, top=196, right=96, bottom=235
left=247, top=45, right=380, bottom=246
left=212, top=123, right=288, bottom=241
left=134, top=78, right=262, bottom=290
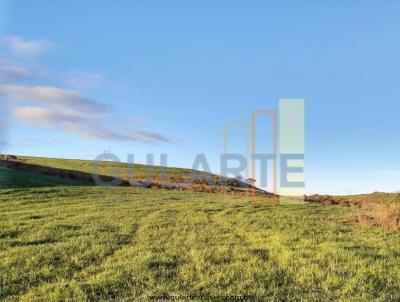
left=1, top=84, right=106, bottom=117
left=0, top=36, right=170, bottom=144
left=4, top=85, right=171, bottom=143
left=1, top=36, right=52, bottom=58
left=0, top=60, right=30, bottom=81
left=12, top=106, right=170, bottom=143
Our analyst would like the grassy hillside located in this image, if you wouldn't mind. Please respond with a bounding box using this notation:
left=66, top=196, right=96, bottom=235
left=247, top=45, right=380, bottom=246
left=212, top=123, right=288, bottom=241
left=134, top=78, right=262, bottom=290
left=0, top=156, right=399, bottom=300
left=0, top=155, right=267, bottom=195
left=1, top=186, right=399, bottom=301
left=0, top=166, right=91, bottom=188
left=15, top=155, right=203, bottom=180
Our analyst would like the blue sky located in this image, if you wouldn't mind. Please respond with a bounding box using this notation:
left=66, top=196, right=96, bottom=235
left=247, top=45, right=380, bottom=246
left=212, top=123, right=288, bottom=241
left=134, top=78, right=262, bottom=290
left=1, top=1, right=400, bottom=194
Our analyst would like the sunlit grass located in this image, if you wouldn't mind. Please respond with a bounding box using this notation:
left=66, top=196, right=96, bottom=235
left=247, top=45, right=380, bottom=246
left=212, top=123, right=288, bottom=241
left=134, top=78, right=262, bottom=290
left=17, top=156, right=197, bottom=180
left=0, top=186, right=399, bottom=301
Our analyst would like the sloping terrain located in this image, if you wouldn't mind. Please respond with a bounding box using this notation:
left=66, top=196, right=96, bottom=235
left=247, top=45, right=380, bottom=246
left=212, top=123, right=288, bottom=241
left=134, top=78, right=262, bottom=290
left=0, top=155, right=399, bottom=300
left=0, top=155, right=272, bottom=196
left=0, top=166, right=92, bottom=188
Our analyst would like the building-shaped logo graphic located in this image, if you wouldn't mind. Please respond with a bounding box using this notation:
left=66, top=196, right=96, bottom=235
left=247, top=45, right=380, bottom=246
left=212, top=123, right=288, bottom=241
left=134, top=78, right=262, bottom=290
left=224, top=99, right=304, bottom=197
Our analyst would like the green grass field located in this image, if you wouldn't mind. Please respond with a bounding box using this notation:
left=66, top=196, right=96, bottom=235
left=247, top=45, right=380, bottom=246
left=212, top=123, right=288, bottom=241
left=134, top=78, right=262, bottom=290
left=15, top=156, right=200, bottom=181
left=0, top=166, right=92, bottom=188
left=1, top=185, right=399, bottom=301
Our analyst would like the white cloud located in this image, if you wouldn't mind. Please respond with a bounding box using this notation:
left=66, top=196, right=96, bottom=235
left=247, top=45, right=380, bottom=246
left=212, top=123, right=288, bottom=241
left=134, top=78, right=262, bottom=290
left=0, top=84, right=106, bottom=117
left=3, top=84, right=170, bottom=143
left=0, top=36, right=171, bottom=145
left=0, top=60, right=30, bottom=81
left=12, top=106, right=170, bottom=143
left=1, top=36, right=52, bottom=57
